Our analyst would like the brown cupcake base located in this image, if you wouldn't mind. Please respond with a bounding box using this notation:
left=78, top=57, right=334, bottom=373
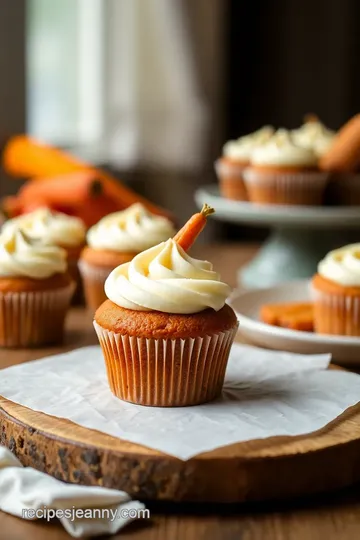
left=95, top=301, right=238, bottom=339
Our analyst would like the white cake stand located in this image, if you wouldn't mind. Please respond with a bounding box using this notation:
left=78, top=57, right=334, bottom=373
left=195, top=185, right=360, bottom=288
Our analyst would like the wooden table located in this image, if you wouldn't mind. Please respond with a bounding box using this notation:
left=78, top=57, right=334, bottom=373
left=1, top=244, right=360, bottom=540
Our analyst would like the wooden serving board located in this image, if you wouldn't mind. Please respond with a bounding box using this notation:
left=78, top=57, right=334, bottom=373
left=1, top=373, right=360, bottom=503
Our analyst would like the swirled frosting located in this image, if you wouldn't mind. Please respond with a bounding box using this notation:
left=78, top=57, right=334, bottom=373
left=223, top=126, right=274, bottom=161
left=87, top=203, right=175, bottom=252
left=292, top=121, right=336, bottom=157
left=2, top=208, right=86, bottom=247
left=104, top=239, right=232, bottom=313
left=0, top=229, right=67, bottom=279
left=318, top=244, right=360, bottom=287
left=251, top=129, right=318, bottom=167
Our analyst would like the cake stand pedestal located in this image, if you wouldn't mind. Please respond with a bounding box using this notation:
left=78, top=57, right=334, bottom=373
left=195, top=185, right=360, bottom=289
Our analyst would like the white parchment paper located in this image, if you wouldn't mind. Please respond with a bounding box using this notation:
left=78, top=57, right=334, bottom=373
left=0, top=344, right=359, bottom=460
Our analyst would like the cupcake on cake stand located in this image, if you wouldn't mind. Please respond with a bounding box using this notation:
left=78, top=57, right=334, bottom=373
left=195, top=185, right=360, bottom=289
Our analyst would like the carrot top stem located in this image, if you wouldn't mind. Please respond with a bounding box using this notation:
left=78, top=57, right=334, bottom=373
left=201, top=203, right=215, bottom=218
left=174, top=203, right=215, bottom=252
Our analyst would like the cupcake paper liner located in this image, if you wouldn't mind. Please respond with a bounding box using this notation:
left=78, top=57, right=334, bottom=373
left=215, top=159, right=248, bottom=201
left=311, top=285, right=360, bottom=336
left=94, top=321, right=239, bottom=407
left=243, top=168, right=329, bottom=205
left=78, top=260, right=112, bottom=312
left=0, top=282, right=75, bottom=347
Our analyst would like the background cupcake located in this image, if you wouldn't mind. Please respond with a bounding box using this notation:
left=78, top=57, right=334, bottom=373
left=291, top=117, right=336, bottom=158
left=243, top=129, right=328, bottom=205
left=94, top=205, right=238, bottom=407
left=0, top=229, right=74, bottom=347
left=216, top=126, right=274, bottom=201
left=312, top=244, right=360, bottom=336
left=79, top=203, right=175, bottom=312
left=2, top=208, right=86, bottom=302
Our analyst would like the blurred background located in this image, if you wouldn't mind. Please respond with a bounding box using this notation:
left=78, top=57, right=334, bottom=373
left=1, top=0, right=360, bottom=241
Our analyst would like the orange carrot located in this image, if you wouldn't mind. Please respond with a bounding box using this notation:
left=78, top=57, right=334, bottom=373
left=18, top=172, right=103, bottom=205
left=174, top=204, right=215, bottom=251
left=2, top=135, right=89, bottom=177
left=2, top=135, right=173, bottom=220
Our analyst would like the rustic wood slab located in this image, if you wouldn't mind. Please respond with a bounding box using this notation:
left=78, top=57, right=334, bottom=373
left=1, top=366, right=360, bottom=503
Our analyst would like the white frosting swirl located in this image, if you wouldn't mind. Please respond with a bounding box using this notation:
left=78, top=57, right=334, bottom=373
left=2, top=208, right=86, bottom=247
left=223, top=126, right=274, bottom=161
left=292, top=121, right=336, bottom=157
left=105, top=239, right=231, bottom=314
left=251, top=129, right=318, bottom=167
left=0, top=229, right=67, bottom=279
left=87, top=203, right=175, bottom=252
left=318, top=244, right=360, bottom=287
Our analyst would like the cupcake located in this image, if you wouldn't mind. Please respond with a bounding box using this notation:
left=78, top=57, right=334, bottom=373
left=79, top=203, right=175, bottom=312
left=243, top=129, right=329, bottom=205
left=0, top=229, right=74, bottom=347
left=312, top=244, right=360, bottom=336
left=2, top=208, right=86, bottom=302
left=216, top=126, right=274, bottom=201
left=291, top=118, right=336, bottom=158
left=94, top=204, right=238, bottom=407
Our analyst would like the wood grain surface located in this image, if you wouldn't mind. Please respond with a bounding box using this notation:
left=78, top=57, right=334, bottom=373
left=1, top=244, right=360, bottom=539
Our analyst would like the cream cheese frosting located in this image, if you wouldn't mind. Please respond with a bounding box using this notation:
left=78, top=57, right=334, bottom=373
left=251, top=129, right=318, bottom=167
left=318, top=244, right=360, bottom=287
left=87, top=203, right=175, bottom=253
left=2, top=208, right=86, bottom=247
left=104, top=238, right=231, bottom=314
left=0, top=229, right=67, bottom=279
left=292, top=121, right=336, bottom=157
left=223, top=126, right=274, bottom=161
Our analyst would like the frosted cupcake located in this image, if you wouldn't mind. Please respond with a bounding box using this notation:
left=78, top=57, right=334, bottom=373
left=0, top=229, right=74, bottom=347
left=2, top=208, right=86, bottom=302
left=79, top=203, right=175, bottom=312
left=94, top=205, right=238, bottom=407
left=216, top=126, right=274, bottom=201
left=312, top=244, right=360, bottom=336
left=243, top=129, right=328, bottom=205
left=292, top=119, right=336, bottom=158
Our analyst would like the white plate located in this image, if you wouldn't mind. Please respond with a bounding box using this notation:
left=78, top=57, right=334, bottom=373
left=230, top=280, right=360, bottom=366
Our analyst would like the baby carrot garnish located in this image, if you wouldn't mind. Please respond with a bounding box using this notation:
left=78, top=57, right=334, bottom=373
left=174, top=203, right=215, bottom=251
